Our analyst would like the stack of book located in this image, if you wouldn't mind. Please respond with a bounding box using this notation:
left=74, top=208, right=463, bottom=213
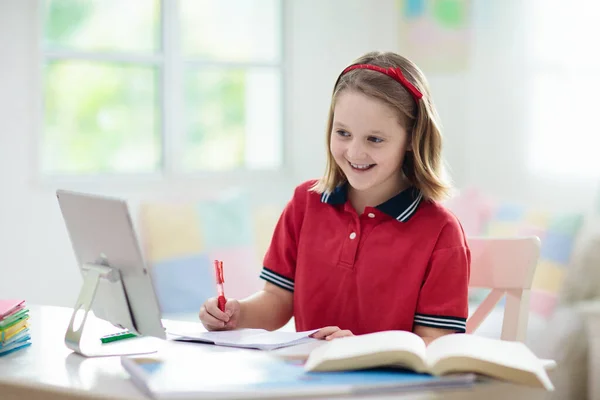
left=0, top=300, right=31, bottom=357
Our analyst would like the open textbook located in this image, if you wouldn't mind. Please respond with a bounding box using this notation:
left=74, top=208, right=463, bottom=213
left=304, top=331, right=555, bottom=391
left=168, top=327, right=319, bottom=351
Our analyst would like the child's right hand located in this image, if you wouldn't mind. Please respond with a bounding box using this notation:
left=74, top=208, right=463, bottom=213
left=199, top=297, right=241, bottom=331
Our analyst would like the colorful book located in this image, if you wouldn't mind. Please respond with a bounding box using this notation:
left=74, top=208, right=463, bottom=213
left=0, top=318, right=29, bottom=343
left=0, top=335, right=31, bottom=357
left=0, top=300, right=25, bottom=320
left=0, top=299, right=31, bottom=357
left=0, top=308, right=29, bottom=329
left=0, top=329, right=30, bottom=348
left=0, top=313, right=29, bottom=331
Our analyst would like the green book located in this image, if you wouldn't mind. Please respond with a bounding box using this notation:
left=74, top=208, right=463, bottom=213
left=0, top=311, right=29, bottom=330
left=0, top=308, right=28, bottom=322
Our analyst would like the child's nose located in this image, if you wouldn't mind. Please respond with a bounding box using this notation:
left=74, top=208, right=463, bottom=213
left=346, top=140, right=367, bottom=159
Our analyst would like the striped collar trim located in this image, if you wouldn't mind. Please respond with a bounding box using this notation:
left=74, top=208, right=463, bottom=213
left=320, top=184, right=423, bottom=223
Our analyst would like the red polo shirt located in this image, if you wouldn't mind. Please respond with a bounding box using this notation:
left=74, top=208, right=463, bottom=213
left=260, top=180, right=470, bottom=335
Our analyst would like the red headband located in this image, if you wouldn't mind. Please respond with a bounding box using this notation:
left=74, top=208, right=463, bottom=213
left=341, top=64, right=423, bottom=102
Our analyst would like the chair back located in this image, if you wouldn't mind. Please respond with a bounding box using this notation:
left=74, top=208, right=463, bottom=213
left=467, top=236, right=541, bottom=342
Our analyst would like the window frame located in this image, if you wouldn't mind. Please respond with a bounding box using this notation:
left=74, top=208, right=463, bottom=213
left=35, top=0, right=289, bottom=186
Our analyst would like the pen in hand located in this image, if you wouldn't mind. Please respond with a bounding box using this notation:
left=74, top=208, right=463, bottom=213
left=214, top=260, right=227, bottom=312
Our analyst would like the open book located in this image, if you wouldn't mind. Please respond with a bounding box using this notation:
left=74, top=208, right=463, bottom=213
left=304, top=331, right=554, bottom=391
left=169, top=328, right=319, bottom=351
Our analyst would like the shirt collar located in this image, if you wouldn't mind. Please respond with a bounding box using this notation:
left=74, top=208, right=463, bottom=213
left=320, top=184, right=423, bottom=222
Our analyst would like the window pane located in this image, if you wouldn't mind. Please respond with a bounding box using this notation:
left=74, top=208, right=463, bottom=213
left=180, top=0, right=281, bottom=63
left=43, top=61, right=161, bottom=174
left=528, top=72, right=600, bottom=178
left=43, top=0, right=160, bottom=53
left=184, top=68, right=282, bottom=171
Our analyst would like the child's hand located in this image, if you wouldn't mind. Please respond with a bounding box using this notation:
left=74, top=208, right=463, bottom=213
left=199, top=297, right=241, bottom=331
left=310, top=326, right=354, bottom=341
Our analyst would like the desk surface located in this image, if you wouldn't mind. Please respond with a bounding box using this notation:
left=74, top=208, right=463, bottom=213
left=0, top=305, right=549, bottom=400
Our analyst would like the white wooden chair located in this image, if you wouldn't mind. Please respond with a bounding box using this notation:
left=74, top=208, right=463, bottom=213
left=466, top=236, right=541, bottom=342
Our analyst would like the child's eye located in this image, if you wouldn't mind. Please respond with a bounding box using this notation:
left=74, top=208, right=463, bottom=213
left=368, top=136, right=384, bottom=143
left=336, top=130, right=350, bottom=137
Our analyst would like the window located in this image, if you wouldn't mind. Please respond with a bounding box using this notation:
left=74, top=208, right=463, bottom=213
left=41, top=0, right=283, bottom=176
left=528, top=0, right=600, bottom=179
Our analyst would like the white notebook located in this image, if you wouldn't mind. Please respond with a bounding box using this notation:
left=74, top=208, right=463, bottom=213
left=168, top=328, right=320, bottom=351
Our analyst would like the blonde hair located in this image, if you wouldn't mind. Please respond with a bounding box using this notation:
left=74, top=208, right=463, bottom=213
left=311, top=51, right=451, bottom=202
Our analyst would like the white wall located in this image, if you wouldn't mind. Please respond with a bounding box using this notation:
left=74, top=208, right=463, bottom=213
left=464, top=1, right=600, bottom=209
left=1, top=0, right=596, bottom=307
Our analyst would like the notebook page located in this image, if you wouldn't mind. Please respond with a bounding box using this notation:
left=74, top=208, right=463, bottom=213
left=185, top=329, right=270, bottom=342
left=171, top=328, right=319, bottom=350
left=232, top=330, right=319, bottom=347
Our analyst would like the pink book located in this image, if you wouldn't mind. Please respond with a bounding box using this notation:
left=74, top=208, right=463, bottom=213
left=0, top=300, right=25, bottom=320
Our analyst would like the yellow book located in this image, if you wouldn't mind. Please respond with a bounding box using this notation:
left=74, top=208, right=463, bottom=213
left=0, top=318, right=29, bottom=343
left=304, top=331, right=554, bottom=391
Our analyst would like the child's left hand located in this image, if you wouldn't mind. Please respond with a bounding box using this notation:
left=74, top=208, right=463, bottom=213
left=311, top=326, right=354, bottom=341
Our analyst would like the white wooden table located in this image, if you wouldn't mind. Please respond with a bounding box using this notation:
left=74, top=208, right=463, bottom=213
left=0, top=305, right=553, bottom=400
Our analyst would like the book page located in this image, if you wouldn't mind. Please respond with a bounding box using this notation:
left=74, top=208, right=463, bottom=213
left=304, top=330, right=428, bottom=372
left=426, top=334, right=542, bottom=371
left=425, top=334, right=554, bottom=390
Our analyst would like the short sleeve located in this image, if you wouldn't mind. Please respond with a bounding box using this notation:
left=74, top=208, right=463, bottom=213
left=413, top=220, right=470, bottom=333
left=259, top=184, right=308, bottom=292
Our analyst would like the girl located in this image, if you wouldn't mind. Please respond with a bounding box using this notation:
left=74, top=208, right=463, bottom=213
left=199, top=51, right=470, bottom=344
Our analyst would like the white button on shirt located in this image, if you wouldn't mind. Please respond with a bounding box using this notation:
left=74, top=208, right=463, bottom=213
left=368, top=213, right=375, bottom=218
left=349, top=232, right=357, bottom=240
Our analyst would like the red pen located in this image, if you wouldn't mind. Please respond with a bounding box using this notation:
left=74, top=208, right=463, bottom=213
left=214, top=260, right=227, bottom=312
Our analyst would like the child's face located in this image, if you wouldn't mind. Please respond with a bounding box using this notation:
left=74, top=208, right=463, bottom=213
left=330, top=90, right=410, bottom=195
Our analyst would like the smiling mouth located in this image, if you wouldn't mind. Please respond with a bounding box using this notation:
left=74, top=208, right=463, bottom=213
left=348, top=161, right=376, bottom=171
